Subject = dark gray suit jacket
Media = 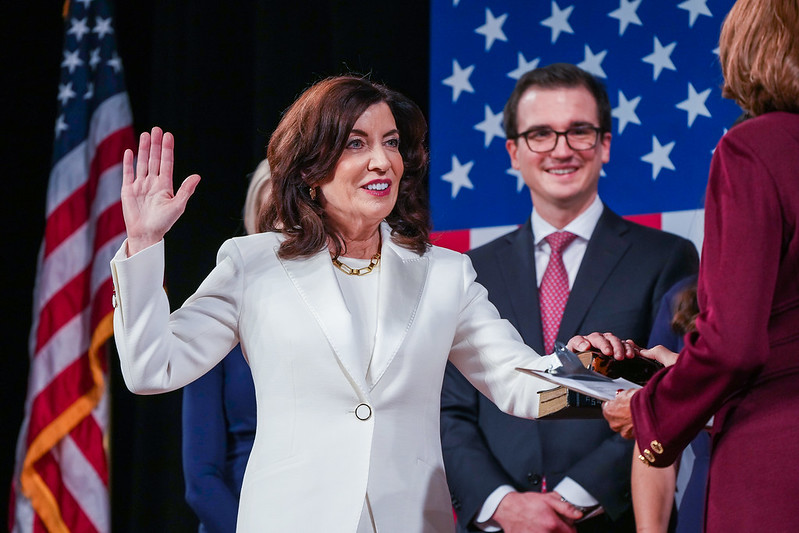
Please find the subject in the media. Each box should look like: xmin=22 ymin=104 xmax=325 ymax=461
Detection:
xmin=441 ymin=206 xmax=699 ymax=532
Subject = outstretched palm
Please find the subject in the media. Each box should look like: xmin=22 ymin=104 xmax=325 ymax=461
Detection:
xmin=121 ymin=126 xmax=200 ymax=255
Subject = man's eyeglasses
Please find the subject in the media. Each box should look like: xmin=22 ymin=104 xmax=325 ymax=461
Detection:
xmin=511 ymin=126 xmax=603 ymax=153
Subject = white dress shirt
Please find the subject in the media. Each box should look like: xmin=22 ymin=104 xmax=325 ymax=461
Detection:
xmin=532 ymin=195 xmax=603 ymax=289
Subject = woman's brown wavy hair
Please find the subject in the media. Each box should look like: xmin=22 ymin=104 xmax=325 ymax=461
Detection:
xmin=671 ymin=283 xmax=699 ymax=336
xmin=719 ymin=0 xmax=799 ymax=116
xmin=261 ymin=75 xmax=430 ymax=259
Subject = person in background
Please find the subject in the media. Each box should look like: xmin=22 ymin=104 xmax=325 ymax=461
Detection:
xmin=631 ymin=110 xmax=751 ymax=533
xmin=577 ymin=1 xmax=799 ymax=530
xmin=110 ymin=75 xmax=578 ymax=532
xmin=181 ymin=159 xmax=270 ymax=533
xmin=440 ymin=63 xmax=698 ymax=533
xmin=630 ymin=276 xmax=708 ymax=533
xmin=242 ymin=158 xmax=273 ymax=236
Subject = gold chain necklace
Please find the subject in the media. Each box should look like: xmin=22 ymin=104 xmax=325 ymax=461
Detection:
xmin=331 ymin=252 xmax=381 ymax=276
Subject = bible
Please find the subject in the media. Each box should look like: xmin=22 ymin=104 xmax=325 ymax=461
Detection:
xmin=534 ymin=349 xmax=604 ymax=419
xmin=537 ymin=384 xmax=605 ymax=419
xmin=522 ymin=343 xmax=663 ymax=419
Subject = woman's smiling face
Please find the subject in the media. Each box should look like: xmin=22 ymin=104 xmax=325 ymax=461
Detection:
xmin=320 ymin=102 xmax=404 ymax=238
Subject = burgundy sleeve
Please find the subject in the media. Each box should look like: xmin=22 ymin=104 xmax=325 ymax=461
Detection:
xmin=630 ymin=128 xmax=782 ymax=466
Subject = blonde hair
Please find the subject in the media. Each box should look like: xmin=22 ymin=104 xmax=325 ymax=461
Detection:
xmin=719 ymin=0 xmax=799 ymax=116
xmin=243 ymin=158 xmax=271 ymax=235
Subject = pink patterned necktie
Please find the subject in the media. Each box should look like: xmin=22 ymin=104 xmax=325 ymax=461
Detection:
xmin=539 ymin=231 xmax=578 ymax=354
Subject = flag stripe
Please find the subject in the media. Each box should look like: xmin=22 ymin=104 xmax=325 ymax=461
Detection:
xmin=28 ymin=277 xmax=117 ymax=403
xmin=46 ymin=94 xmax=132 ymax=216
xmin=470 ymin=225 xmax=519 ymax=249
xmin=430 ymin=229 xmax=470 ymax=252
xmin=624 ymin=213 xmax=661 ymax=228
xmin=29 ymin=309 xmax=89 ymax=398
xmin=66 ymin=414 xmax=108 ymax=487
xmin=42 ymin=163 xmax=124 ymax=264
xmin=43 ymin=128 xmax=129 ymax=264
xmin=92 ymin=201 xmax=126 ymax=264
xmin=34 ymin=142 xmax=127 ymax=359
xmin=27 ymin=352 xmax=97 ymax=441
xmin=35 ymin=197 xmax=124 ymax=336
xmin=662 ymin=208 xmax=705 ymax=254
xmin=36 ymin=450 xmax=98 ymax=533
xmin=35 ymin=267 xmax=92 ymax=354
xmin=430 ymin=211 xmax=706 ymax=254
xmin=37 ymin=222 xmax=93 ymax=316
xmin=61 ymin=427 xmax=109 ymax=530
xmin=44 ymin=184 xmax=92 ymax=259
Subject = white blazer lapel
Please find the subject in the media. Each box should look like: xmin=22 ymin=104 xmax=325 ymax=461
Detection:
xmin=279 ymin=247 xmax=370 ymax=395
xmin=368 ymin=225 xmax=429 ymax=388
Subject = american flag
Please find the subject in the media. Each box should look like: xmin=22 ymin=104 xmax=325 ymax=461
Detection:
xmin=10 ymin=0 xmax=134 ymax=531
xmin=429 ymin=0 xmax=741 ymax=252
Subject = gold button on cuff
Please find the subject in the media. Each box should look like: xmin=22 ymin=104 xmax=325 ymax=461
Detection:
xmin=642 ymin=449 xmax=656 ymax=463
xmin=651 ymin=440 xmax=664 ymax=454
xmin=355 ymin=403 xmax=372 ymax=421
xmin=638 ymin=454 xmax=652 ymax=467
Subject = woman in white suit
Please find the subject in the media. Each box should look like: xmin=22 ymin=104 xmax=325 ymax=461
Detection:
xmin=111 ymin=75 xmax=582 ymax=532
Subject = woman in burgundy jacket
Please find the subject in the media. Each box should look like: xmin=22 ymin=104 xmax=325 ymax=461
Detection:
xmin=573 ymin=1 xmax=799 ymax=531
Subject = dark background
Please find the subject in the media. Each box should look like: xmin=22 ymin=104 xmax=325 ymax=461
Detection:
xmin=3 ymin=2 xmax=430 ymax=530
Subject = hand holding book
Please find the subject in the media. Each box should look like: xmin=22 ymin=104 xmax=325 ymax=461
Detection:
xmin=603 ymin=389 xmax=636 ymax=439
xmin=517 ymin=343 xmax=642 ymax=403
xmin=559 ymin=332 xmax=676 ymax=432
xmin=518 ymin=335 xmax=673 ymax=418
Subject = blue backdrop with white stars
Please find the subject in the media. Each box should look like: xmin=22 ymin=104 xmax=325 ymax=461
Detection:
xmin=430 ymin=0 xmax=741 ymax=232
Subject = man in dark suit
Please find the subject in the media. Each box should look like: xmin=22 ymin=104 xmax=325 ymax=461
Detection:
xmin=440 ymin=63 xmax=699 ymax=533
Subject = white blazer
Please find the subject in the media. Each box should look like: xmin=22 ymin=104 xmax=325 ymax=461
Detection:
xmin=110 ymin=223 xmax=555 ymax=532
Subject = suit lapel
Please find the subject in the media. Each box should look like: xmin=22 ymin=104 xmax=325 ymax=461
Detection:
xmin=559 ymin=208 xmax=631 ymax=339
xmin=368 ymin=225 xmax=428 ymax=389
xmin=279 ymin=246 xmax=370 ymax=395
xmin=496 ymin=220 xmax=546 ymax=353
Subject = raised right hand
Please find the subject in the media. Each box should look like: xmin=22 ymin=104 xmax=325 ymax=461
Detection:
xmin=492 ymin=491 xmax=581 ymax=533
xmin=121 ymin=126 xmax=201 ymax=255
